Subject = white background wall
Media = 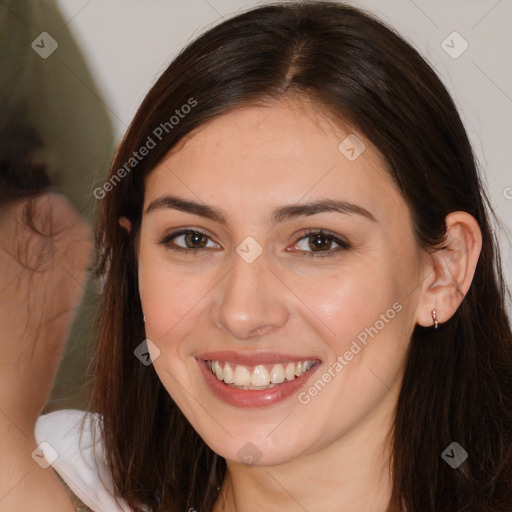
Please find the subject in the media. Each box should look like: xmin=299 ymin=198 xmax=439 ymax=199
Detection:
xmin=55 ymin=0 xmax=512 ymax=291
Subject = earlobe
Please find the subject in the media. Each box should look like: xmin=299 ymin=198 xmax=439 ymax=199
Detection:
xmin=119 ymin=216 xmax=132 ymax=233
xmin=415 ymin=211 xmax=482 ymax=328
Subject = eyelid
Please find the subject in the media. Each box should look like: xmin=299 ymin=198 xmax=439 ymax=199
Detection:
xmin=292 ymin=228 xmax=350 ymax=246
xmin=288 ymin=229 xmax=351 ymax=257
xmin=159 ymin=228 xmax=221 ymax=251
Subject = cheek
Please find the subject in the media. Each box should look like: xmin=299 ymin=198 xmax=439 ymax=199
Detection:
xmin=295 ymin=262 xmax=401 ymax=353
xmin=137 ymin=253 xmax=207 ymax=407
xmin=138 ymin=250 xmax=209 ymax=344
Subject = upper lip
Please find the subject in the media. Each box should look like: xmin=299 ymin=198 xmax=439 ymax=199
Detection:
xmin=196 ymin=351 xmax=320 ymax=366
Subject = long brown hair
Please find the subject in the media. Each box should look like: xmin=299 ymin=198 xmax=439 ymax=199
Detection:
xmin=89 ymin=2 xmax=512 ymax=510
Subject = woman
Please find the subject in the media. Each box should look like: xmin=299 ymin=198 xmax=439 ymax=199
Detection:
xmin=33 ymin=1 xmax=512 ymax=511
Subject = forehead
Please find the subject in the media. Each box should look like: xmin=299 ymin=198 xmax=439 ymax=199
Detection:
xmin=143 ymin=98 xmax=403 ymax=223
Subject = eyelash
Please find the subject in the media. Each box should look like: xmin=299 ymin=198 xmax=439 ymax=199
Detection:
xmin=158 ymin=229 xmax=350 ymax=259
xmin=294 ymin=230 xmax=351 ymax=258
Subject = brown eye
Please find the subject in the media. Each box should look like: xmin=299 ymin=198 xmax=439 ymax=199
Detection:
xmin=292 ymin=230 xmax=350 ymax=259
xmin=160 ymin=229 xmax=220 ymax=251
xmin=307 ymin=233 xmax=335 ymax=252
xmin=183 ymin=231 xmax=208 ymax=248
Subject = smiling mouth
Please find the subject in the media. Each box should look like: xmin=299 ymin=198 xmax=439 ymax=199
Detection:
xmin=206 ymin=360 xmax=317 ymax=390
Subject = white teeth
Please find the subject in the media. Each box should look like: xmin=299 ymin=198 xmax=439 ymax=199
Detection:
xmin=208 ymin=359 xmax=315 ymax=388
xmin=223 ymin=362 xmax=234 ymax=384
xmin=270 ymin=364 xmax=285 ymax=384
xmin=285 ymin=362 xmax=296 ymax=381
xmin=214 ymin=360 xmax=223 ymax=380
xmin=233 ymin=365 xmax=251 ymax=386
xmin=251 ymin=365 xmax=270 ymax=386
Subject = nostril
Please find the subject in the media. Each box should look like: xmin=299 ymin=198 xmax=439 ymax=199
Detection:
xmin=249 ymin=325 xmax=273 ymax=337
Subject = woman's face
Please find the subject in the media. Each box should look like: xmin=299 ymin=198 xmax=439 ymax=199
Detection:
xmin=138 ymin=98 xmax=426 ymax=465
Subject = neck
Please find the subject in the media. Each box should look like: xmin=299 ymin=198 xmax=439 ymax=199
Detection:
xmin=214 ymin=394 xmax=396 ymax=512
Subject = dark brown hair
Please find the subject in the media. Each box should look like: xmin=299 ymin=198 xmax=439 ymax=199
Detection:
xmin=90 ymin=2 xmax=512 ymax=511
xmin=0 ymin=107 xmax=51 ymax=225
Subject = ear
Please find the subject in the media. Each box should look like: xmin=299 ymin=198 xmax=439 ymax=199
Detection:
xmin=119 ymin=216 xmax=132 ymax=233
xmin=415 ymin=211 xmax=482 ymax=328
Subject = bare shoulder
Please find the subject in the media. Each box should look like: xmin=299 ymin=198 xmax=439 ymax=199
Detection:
xmin=0 ymin=445 xmax=76 ymax=512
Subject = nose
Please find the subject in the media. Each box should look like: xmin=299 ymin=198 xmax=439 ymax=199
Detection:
xmin=210 ymin=251 xmax=289 ymax=340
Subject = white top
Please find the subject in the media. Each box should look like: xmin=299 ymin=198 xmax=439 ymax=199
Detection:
xmin=35 ymin=409 xmax=132 ymax=512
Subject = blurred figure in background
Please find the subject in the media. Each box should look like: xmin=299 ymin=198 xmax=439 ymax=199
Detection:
xmin=0 ymin=0 xmax=114 ymax=412
xmin=0 ymin=1 xmax=113 ymax=509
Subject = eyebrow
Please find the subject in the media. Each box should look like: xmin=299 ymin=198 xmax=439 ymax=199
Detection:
xmin=145 ymin=195 xmax=377 ymax=224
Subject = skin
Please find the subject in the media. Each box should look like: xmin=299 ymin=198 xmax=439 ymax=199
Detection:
xmin=0 ymin=193 xmax=92 ymax=512
xmin=130 ymin=97 xmax=482 ymax=511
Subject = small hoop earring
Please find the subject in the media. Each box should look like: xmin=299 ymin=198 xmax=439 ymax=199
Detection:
xmin=431 ymin=309 xmax=439 ymax=329
xmin=143 ymin=315 xmax=146 ymax=323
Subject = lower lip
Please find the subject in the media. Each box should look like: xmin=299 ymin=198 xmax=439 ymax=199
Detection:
xmin=197 ymin=359 xmax=321 ymax=408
